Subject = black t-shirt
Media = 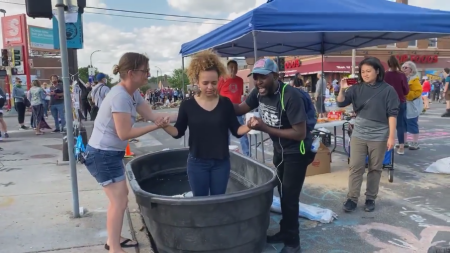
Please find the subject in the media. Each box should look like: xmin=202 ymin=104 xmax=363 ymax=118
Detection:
xmin=173 ymin=96 xmax=242 ymax=159
xmin=245 ymin=84 xmax=309 ymax=154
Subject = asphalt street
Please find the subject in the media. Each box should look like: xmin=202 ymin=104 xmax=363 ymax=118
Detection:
xmin=126 ymin=102 xmax=450 ymax=253
xmin=2 ymin=102 xmax=449 ymax=253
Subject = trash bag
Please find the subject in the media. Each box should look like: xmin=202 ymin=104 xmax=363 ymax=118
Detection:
xmin=425 ymin=157 xmax=450 ymax=174
xmin=270 ymin=195 xmax=337 ymax=223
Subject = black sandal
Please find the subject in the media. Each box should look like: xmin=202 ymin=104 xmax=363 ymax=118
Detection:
xmin=104 ymin=238 xmax=139 ymax=250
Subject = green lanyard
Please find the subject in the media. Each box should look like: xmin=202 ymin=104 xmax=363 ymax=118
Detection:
xmin=281 ymin=84 xmax=306 ymax=155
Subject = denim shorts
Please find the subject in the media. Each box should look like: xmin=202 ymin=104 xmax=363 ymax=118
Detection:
xmin=84 ymin=145 xmax=126 ymax=187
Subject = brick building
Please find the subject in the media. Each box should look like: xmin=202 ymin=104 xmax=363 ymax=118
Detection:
xmin=238 ymin=0 xmax=450 ymax=90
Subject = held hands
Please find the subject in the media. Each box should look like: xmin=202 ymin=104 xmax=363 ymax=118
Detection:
xmin=246 ymin=116 xmax=266 ymax=131
xmin=155 ymin=116 xmax=170 ymax=128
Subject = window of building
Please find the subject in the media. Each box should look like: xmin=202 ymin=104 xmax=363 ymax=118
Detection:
xmin=428 ymin=38 xmax=437 ymax=48
xmin=408 ymin=40 xmax=417 ymax=47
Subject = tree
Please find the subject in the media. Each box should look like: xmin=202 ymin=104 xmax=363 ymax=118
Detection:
xmin=78 ymin=66 xmax=113 ymax=88
xmin=167 ymin=68 xmax=189 ymax=91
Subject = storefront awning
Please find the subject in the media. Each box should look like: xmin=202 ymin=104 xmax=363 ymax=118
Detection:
xmin=281 ymin=62 xmax=389 ymax=76
xmin=282 ymin=62 xmax=356 ymax=76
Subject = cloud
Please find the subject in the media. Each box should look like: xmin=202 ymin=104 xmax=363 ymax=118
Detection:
xmin=167 ymin=0 xmax=259 ymax=16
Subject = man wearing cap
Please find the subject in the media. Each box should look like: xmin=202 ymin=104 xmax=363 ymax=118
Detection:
xmin=234 ymin=58 xmax=315 ymax=253
xmin=90 ymin=73 xmax=110 ymax=120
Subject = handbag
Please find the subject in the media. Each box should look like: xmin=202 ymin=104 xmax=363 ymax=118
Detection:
xmin=23 ymin=96 xmax=31 ymax=107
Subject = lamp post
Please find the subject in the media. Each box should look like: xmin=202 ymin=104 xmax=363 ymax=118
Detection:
xmin=90 ymin=50 xmax=101 ymax=67
xmin=0 ymin=9 xmax=6 ymax=17
xmin=155 ymin=66 xmax=162 ymax=87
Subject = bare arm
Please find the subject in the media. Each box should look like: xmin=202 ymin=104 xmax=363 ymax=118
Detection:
xmin=137 ymin=102 xmax=177 ymax=122
xmin=388 ymin=117 xmax=396 ymax=140
xmin=112 ymin=112 xmax=160 ymax=141
xmin=261 ymin=122 xmax=306 ymax=141
xmin=445 ymin=82 xmax=449 ymax=93
xmin=233 ymin=102 xmax=252 ymax=116
xmin=161 ymin=125 xmax=179 ymax=137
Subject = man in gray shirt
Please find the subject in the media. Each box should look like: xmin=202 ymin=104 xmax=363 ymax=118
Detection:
xmin=90 ymin=73 xmax=110 ymax=120
xmin=315 ymin=72 xmax=327 ymax=117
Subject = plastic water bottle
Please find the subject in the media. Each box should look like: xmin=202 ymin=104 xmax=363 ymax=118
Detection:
xmin=311 ymin=137 xmax=321 ymax=153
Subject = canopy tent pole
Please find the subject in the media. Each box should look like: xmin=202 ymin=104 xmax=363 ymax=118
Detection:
xmin=321 ymin=54 xmax=324 ymax=116
xmin=181 ymin=56 xmax=186 ymax=147
xmin=351 ymin=49 xmax=356 ymax=76
xmin=251 ymin=31 xmax=266 ymax=163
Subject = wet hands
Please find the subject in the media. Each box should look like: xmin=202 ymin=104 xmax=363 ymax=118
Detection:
xmin=155 ymin=116 xmax=170 ymax=128
xmin=247 ymin=116 xmax=266 ymax=131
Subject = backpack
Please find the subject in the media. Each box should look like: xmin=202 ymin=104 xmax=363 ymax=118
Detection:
xmin=88 ymin=84 xmax=105 ymax=107
xmin=280 ymin=83 xmax=317 ymax=133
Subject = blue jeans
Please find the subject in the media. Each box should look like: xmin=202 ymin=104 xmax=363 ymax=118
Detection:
xmin=42 ymin=100 xmax=49 ymax=117
xmin=229 ymin=115 xmax=250 ymax=156
xmin=396 ymin=102 xmax=407 ymax=144
xmin=50 ymin=103 xmax=65 ymax=130
xmin=186 ymin=154 xmax=230 ymax=196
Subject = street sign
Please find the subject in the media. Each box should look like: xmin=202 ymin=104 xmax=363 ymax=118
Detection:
xmin=88 ymin=67 xmax=95 ymax=76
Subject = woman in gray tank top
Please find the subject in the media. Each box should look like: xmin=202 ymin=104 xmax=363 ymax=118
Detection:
xmin=83 ymin=52 xmax=176 ymax=253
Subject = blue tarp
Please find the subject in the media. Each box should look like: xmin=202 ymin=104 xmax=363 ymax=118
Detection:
xmin=180 ymin=0 xmax=450 ymax=57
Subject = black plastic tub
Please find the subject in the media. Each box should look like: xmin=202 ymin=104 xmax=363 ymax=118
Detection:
xmin=126 ymin=148 xmax=278 ymax=253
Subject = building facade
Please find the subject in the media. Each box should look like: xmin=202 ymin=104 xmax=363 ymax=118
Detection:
xmin=238 ymin=0 xmax=450 ymax=90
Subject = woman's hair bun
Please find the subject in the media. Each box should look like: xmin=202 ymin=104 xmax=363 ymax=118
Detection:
xmin=112 ymin=64 xmax=120 ymax=75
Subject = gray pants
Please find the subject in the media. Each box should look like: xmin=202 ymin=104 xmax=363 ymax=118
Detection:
xmin=348 ymin=137 xmax=387 ymax=202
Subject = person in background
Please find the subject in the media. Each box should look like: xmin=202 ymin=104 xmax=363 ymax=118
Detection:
xmin=43 ymin=82 xmax=51 ymax=117
xmin=91 ymin=73 xmax=111 ymax=120
xmin=431 ymin=78 xmax=441 ymax=102
xmin=0 ymin=86 xmax=8 ymax=140
xmin=233 ymin=58 xmax=316 ymax=253
xmin=337 ymin=57 xmax=399 ymax=213
xmin=422 ymin=76 xmax=431 ymax=111
xmin=402 ymin=61 xmax=423 ymax=150
xmin=28 ymin=80 xmax=50 ymax=135
xmin=12 ymin=78 xmax=28 ymax=130
xmin=218 ymin=60 xmax=250 ymax=156
xmin=441 ymin=68 xmax=450 ymax=117
xmin=49 ymin=75 xmax=65 ymax=133
xmin=290 ymin=72 xmax=304 ymax=88
xmin=332 ymin=80 xmax=340 ymax=96
xmin=384 ymin=55 xmax=409 ymax=155
xmin=80 ymin=80 xmax=92 ymax=121
xmin=315 ymin=72 xmax=327 ymax=118
xmin=85 ymin=52 xmax=176 ymax=253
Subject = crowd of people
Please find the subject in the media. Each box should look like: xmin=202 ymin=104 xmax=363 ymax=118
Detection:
xmin=1 ymin=48 xmax=449 ymax=252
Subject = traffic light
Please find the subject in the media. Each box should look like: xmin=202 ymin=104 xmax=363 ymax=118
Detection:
xmin=1 ymin=49 xmax=9 ymax=67
xmin=11 ymin=48 xmax=22 ymax=67
xmin=25 ymin=0 xmax=86 ymax=19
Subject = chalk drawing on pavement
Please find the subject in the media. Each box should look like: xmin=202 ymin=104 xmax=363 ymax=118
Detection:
xmin=0 ymin=196 xmax=14 ymax=208
xmin=354 ymin=222 xmax=450 ymax=253
xmin=302 ymin=187 xmax=345 ymax=201
xmin=404 ymin=196 xmax=450 ymax=218
xmin=0 ymin=182 xmax=14 ymax=187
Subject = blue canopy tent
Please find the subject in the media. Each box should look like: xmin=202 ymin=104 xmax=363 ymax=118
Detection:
xmin=178 ymin=0 xmax=450 ymax=156
xmin=181 ymin=0 xmax=450 ymax=57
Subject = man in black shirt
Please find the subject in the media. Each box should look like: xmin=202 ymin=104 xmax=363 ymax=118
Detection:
xmin=234 ymin=58 xmax=315 ymax=253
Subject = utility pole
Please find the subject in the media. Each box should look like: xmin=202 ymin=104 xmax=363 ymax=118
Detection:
xmin=55 ymin=0 xmax=80 ymax=218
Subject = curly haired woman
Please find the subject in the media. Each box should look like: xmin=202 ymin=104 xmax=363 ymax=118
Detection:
xmin=158 ymin=50 xmax=251 ymax=196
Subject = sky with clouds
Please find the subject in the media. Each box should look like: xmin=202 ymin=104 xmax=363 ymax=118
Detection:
xmin=0 ymin=0 xmax=449 ymax=79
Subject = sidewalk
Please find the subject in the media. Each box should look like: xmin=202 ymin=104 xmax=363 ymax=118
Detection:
xmin=0 ymin=116 xmax=152 ymax=253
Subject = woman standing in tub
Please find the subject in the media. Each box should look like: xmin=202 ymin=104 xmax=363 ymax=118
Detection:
xmin=158 ymin=50 xmax=251 ymax=197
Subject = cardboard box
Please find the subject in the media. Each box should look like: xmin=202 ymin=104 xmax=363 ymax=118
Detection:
xmin=306 ymin=142 xmax=331 ymax=177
